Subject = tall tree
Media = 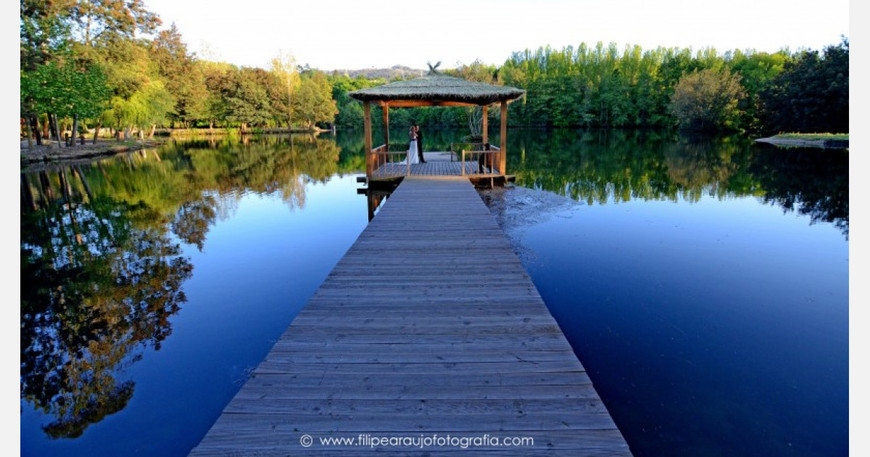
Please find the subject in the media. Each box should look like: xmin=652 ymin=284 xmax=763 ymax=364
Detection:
xmin=668 ymin=67 xmax=746 ymax=131
xmin=269 ymin=50 xmax=300 ymax=128
xmin=293 ymin=71 xmax=337 ymax=130
xmin=21 ymin=55 xmax=110 ymax=144
xmin=20 ymin=0 xmax=75 ymax=70
xmin=759 ymin=38 xmax=849 ymax=133
xmin=70 ymin=0 xmax=160 ymax=46
xmin=150 ymin=23 xmax=208 ymax=127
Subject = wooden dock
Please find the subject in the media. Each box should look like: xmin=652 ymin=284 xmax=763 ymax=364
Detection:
xmin=189 ymin=177 xmax=632 ymax=456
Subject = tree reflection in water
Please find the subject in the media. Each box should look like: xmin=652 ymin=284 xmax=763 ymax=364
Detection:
xmin=20 ymin=173 xmax=192 ymax=439
xmin=20 ymin=134 xmax=347 ymax=439
xmin=506 ymin=129 xmax=848 ymax=238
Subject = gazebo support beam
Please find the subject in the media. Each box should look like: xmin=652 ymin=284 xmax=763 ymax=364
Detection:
xmin=381 ymin=100 xmax=482 ymax=108
xmin=364 ymin=101 xmax=372 ymax=179
xmin=382 ymin=105 xmax=389 ymax=151
xmin=500 ymin=101 xmax=507 ymax=174
xmin=482 ymin=105 xmax=488 ymax=145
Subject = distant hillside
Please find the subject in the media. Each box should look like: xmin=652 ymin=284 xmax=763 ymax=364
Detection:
xmin=328 ymin=65 xmax=426 ymax=80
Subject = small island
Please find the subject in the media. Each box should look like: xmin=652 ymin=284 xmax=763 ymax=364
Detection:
xmin=755 ymin=133 xmax=849 ymax=149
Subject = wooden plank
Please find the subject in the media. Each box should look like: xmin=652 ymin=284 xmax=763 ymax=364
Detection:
xmin=384 ymin=100 xmax=480 ymax=107
xmin=242 ymin=371 xmax=593 ymax=388
xmin=190 ymin=430 xmax=630 ymax=455
xmin=188 ymin=177 xmax=631 ymax=456
xmin=222 ymin=397 xmax=606 ymax=415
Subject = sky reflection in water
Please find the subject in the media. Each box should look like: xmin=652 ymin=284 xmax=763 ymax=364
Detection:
xmin=20 ymin=131 xmax=848 ymax=457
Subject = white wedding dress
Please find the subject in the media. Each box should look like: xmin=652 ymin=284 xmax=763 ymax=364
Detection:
xmin=408 ymin=138 xmax=419 ymax=165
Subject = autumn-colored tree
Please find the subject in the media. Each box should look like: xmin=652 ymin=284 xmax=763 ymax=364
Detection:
xmin=270 ymin=50 xmax=301 ymax=128
xmin=668 ymin=67 xmax=746 ymax=131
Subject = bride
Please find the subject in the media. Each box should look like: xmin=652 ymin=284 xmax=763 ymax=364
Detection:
xmin=407 ymin=125 xmax=419 ymax=165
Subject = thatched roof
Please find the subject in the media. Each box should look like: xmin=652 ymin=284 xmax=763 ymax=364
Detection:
xmin=348 ymin=74 xmax=525 ymax=106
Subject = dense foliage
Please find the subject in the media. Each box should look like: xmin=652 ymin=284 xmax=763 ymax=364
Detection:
xmin=19 ymin=1 xmax=337 ymax=144
xmin=20 ymin=0 xmax=848 ymax=142
xmin=758 ymin=40 xmax=849 ymax=133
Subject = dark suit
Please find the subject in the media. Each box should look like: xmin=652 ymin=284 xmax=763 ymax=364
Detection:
xmin=415 ymin=128 xmax=426 ymax=162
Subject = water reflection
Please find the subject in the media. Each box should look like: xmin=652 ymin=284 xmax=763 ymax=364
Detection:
xmin=357 ymin=179 xmax=401 ymax=222
xmin=20 ymin=129 xmax=848 ymax=455
xmin=20 ymin=170 xmax=192 ymax=439
xmin=503 ymin=129 xmax=848 ymax=237
xmin=20 ymin=135 xmax=351 ymax=440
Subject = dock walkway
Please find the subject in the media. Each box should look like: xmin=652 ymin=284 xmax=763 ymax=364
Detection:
xmin=189 ymin=177 xmax=631 ymax=456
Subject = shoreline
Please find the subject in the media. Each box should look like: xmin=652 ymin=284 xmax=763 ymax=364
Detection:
xmin=19 ymin=129 xmax=331 ymax=171
xmin=20 ymin=139 xmax=167 ymax=169
xmin=754 ymin=136 xmax=849 ymax=149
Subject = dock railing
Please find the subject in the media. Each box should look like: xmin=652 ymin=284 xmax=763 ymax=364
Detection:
xmin=371 ymin=143 xmax=412 ymax=177
xmin=453 ymin=142 xmax=500 ymax=176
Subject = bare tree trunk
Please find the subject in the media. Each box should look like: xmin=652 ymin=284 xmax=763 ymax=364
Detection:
xmin=92 ymin=120 xmax=102 ymax=144
xmin=42 ymin=114 xmax=49 ymax=139
xmin=48 ymin=114 xmax=56 ymax=146
xmin=148 ymin=124 xmax=156 ymax=139
xmin=51 ymin=114 xmax=63 ymax=147
xmin=30 ymin=116 xmax=43 ymax=146
xmin=70 ymin=114 xmax=79 ymax=147
xmin=24 ymin=118 xmax=33 ymax=148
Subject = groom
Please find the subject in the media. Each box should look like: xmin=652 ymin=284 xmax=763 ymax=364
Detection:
xmin=414 ymin=123 xmax=426 ymax=163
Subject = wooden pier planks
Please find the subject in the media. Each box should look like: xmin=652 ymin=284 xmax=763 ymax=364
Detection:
xmin=189 ymin=177 xmax=631 ymax=456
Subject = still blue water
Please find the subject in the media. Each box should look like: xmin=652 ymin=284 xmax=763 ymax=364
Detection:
xmin=20 ymin=130 xmax=848 ymax=456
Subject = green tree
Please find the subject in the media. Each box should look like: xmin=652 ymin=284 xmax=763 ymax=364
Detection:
xmin=70 ymin=0 xmax=160 ymax=46
xmin=451 ymin=59 xmax=499 ymax=135
xmin=21 ymin=55 xmax=110 ymax=145
xmin=758 ymin=38 xmax=848 ymax=133
xmin=150 ymin=23 xmax=208 ymax=127
xmin=20 ymin=0 xmax=75 ymax=70
xmin=669 ymin=67 xmax=746 ymax=131
xmin=226 ymin=67 xmax=280 ymax=129
xmin=293 ymin=71 xmax=337 ymax=130
xmin=726 ymin=49 xmax=789 ymax=132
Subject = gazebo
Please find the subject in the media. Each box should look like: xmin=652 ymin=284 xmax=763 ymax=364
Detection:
xmin=348 ymin=74 xmax=525 ymax=181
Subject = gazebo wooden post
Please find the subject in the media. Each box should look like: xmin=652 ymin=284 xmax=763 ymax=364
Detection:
xmin=382 ymin=104 xmax=390 ymax=151
xmin=364 ymin=101 xmax=372 ymax=179
xmin=482 ymin=105 xmax=489 ymax=144
xmin=482 ymin=104 xmax=489 ymax=169
xmin=499 ymin=101 xmax=507 ymax=175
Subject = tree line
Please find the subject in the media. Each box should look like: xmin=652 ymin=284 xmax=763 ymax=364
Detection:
xmin=20 ymin=0 xmax=847 ymax=145
xmin=20 ymin=1 xmax=338 ymax=146
xmin=494 ymin=40 xmax=848 ymax=133
xmin=329 ymin=39 xmax=848 ymax=134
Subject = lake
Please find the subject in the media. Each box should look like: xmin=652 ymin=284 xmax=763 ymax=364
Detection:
xmin=19 ymin=129 xmax=848 ymax=456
